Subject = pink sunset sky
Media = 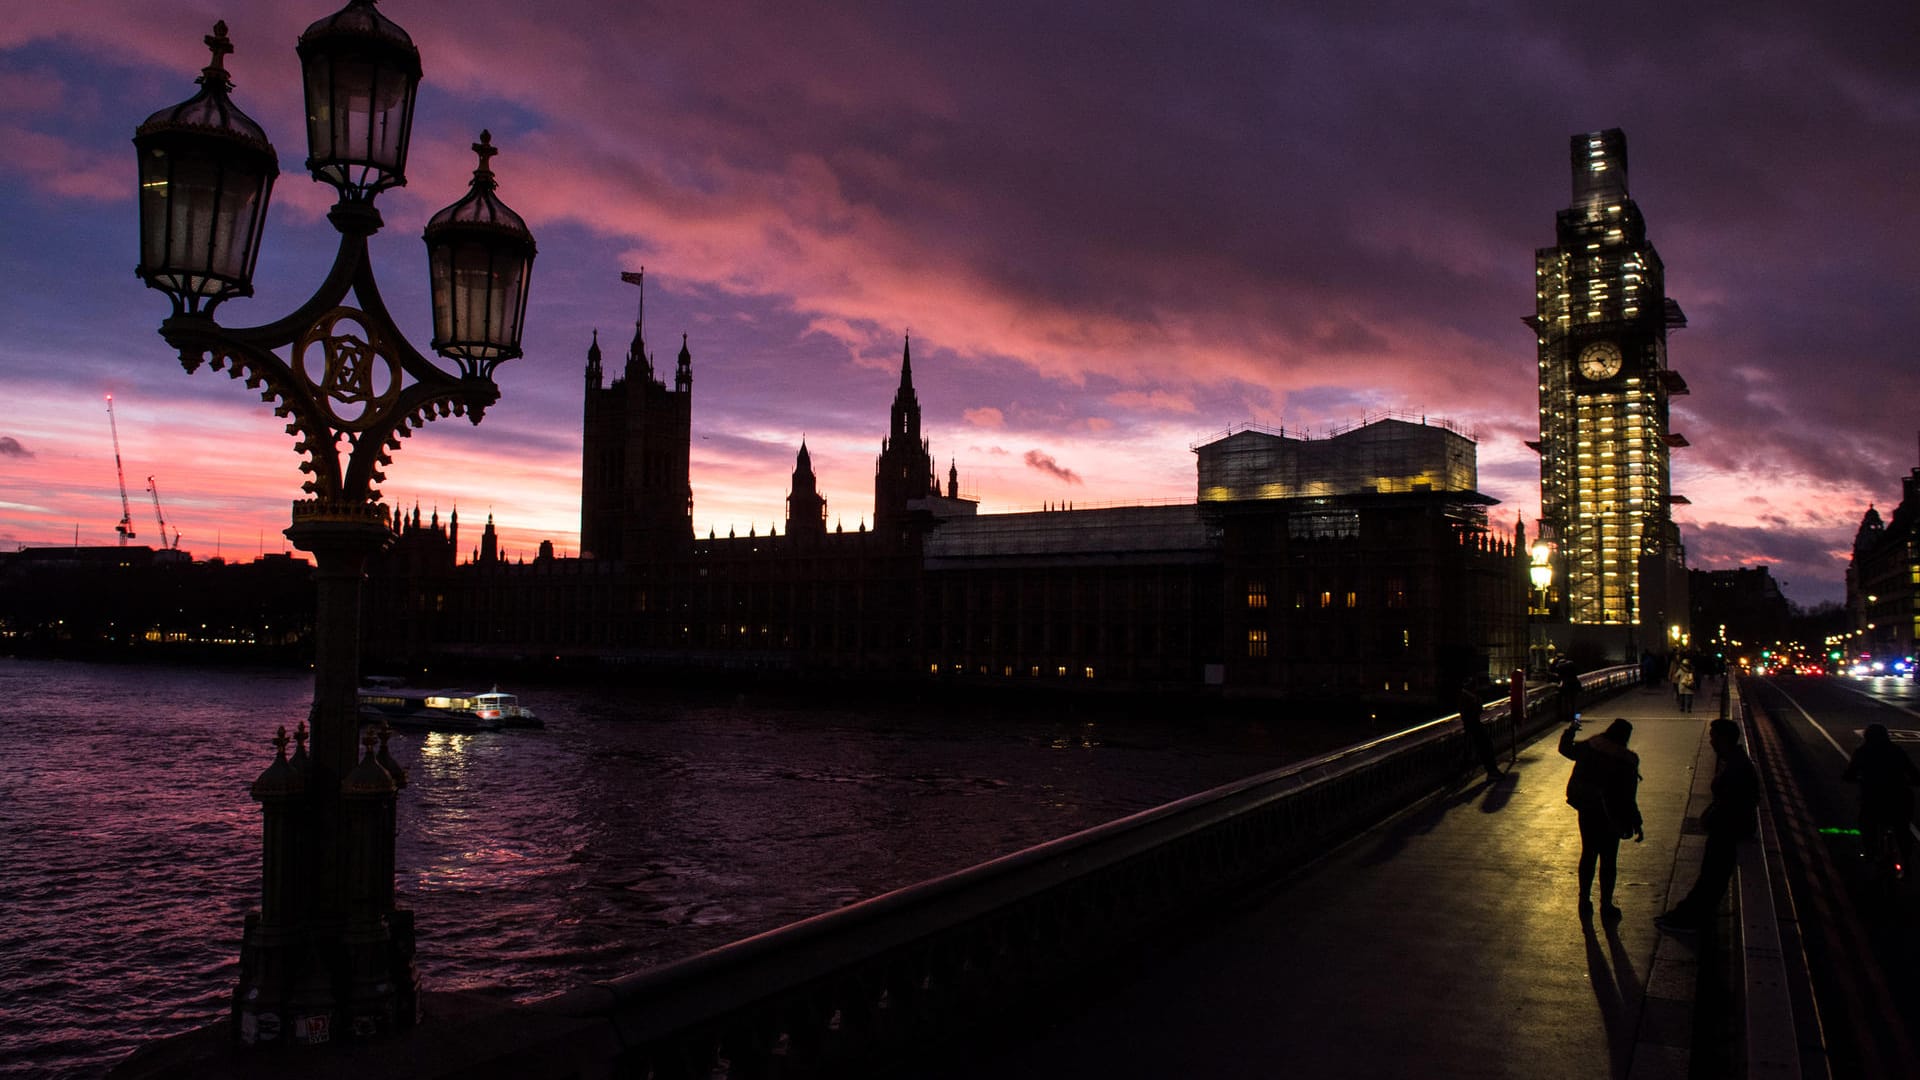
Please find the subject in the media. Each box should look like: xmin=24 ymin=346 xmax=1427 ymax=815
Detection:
xmin=4 ymin=1 xmax=1918 ymax=607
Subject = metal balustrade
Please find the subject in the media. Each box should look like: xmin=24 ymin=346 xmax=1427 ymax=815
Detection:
xmin=532 ymin=666 xmax=1641 ymax=1078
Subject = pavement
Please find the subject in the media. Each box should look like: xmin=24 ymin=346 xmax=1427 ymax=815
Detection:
xmin=928 ymin=678 xmax=1740 ymax=1080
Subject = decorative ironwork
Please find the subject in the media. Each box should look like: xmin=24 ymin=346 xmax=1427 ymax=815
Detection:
xmin=159 ymin=210 xmax=501 ymax=508
xmin=297 ymin=308 xmax=401 ymax=430
xmin=133 ymin=5 xmax=533 ymax=1049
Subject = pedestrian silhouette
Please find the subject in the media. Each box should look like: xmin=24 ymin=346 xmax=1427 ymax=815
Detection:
xmin=1561 ymin=717 xmax=1643 ymax=921
xmin=1673 ymin=658 xmax=1696 ymax=713
xmin=1657 ymin=719 xmax=1759 ymax=934
xmin=1555 ymin=659 xmax=1582 ymax=727
xmin=1459 ymin=677 xmax=1502 ymax=783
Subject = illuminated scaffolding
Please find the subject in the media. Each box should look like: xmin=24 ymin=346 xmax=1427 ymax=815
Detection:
xmin=1193 ymin=415 xmax=1479 ymax=504
xmin=1531 ymin=129 xmax=1688 ymax=628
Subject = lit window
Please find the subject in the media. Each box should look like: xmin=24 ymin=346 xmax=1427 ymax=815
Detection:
xmin=1319 ymin=591 xmax=1333 ymax=609
xmin=1248 ymin=629 xmax=1269 ymax=658
xmin=1248 ymin=581 xmax=1268 ymax=609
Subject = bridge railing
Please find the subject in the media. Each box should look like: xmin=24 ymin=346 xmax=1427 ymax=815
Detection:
xmin=531 ymin=665 xmax=1641 ymax=1078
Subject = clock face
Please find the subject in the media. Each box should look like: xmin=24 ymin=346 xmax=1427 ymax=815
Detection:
xmin=1578 ymin=341 xmax=1623 ymax=381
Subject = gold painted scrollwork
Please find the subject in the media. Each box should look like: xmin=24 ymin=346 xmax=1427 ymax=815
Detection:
xmin=295 ymin=308 xmax=404 ymax=432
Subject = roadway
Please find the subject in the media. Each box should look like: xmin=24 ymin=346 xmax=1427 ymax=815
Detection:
xmin=1742 ymin=674 xmax=1920 ymax=1079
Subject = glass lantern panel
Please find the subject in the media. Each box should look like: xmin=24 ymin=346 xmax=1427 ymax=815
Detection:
xmin=137 ymin=147 xmax=176 ymax=279
xmin=429 ymin=243 xmax=456 ymax=344
xmin=307 ymin=54 xmax=410 ymax=189
xmin=303 ymin=59 xmax=334 ymax=168
xmin=208 ymin=161 xmax=268 ymax=288
xmin=434 ymin=241 xmax=529 ymax=359
xmin=168 ymin=154 xmax=229 ymax=296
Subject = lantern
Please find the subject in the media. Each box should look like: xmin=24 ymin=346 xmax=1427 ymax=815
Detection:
xmin=133 ymin=22 xmax=278 ymax=313
xmin=424 ymin=131 xmax=537 ymax=373
xmin=297 ymin=0 xmax=421 ymax=201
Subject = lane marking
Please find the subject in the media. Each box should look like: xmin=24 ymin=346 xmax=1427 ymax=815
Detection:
xmin=1766 ymin=680 xmax=1851 ymax=760
xmin=1824 ymin=678 xmax=1920 ymax=723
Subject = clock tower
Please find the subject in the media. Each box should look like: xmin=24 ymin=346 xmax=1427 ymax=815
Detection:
xmin=1530 ymin=129 xmax=1689 ymax=640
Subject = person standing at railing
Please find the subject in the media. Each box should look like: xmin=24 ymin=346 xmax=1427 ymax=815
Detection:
xmin=1555 ymin=659 xmax=1581 ymax=727
xmin=1657 ymin=719 xmax=1759 ymax=935
xmin=1459 ymin=677 xmax=1502 ymax=783
xmin=1561 ymin=717 xmax=1644 ymax=922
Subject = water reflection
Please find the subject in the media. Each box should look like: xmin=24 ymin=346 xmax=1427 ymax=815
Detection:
xmin=2 ymin=660 xmax=1364 ymax=1076
xmin=1048 ymin=720 xmax=1103 ymax=750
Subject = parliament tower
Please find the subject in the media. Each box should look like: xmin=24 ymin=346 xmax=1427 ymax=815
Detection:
xmin=786 ymin=440 xmax=827 ymax=541
xmin=1531 ymin=130 xmax=1689 ymax=633
xmin=873 ymin=336 xmax=937 ymax=528
xmin=580 ymin=272 xmax=693 ymax=562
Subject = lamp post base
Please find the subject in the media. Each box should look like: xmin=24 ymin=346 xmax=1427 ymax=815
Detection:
xmin=232 ymin=911 xmax=418 ymax=1046
xmin=227 ymin=502 xmax=414 ymax=1047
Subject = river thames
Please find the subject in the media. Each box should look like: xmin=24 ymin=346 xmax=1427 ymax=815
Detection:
xmin=0 ymin=657 xmax=1396 ymax=1077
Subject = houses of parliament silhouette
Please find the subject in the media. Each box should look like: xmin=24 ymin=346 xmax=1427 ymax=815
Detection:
xmin=365 ymin=267 xmax=1527 ymax=702
xmin=366 ymin=128 xmax=1723 ymax=701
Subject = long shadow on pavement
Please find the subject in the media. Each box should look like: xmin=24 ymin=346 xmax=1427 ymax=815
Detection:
xmin=1583 ymin=916 xmax=1645 ymax=1079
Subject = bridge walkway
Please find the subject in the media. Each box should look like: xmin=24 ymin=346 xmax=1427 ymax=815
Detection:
xmin=928 ymin=679 xmax=1727 ymax=1080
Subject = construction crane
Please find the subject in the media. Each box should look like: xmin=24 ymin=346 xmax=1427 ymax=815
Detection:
xmin=147 ymin=475 xmax=180 ymax=550
xmin=106 ymin=394 xmax=136 ymax=546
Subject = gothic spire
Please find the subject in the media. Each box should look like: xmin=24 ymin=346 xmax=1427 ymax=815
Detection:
xmin=620 ymin=268 xmax=649 ymax=381
xmin=889 ymin=334 xmax=920 ymax=443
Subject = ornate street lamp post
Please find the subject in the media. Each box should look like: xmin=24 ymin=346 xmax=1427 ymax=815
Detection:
xmin=1528 ymin=538 xmax=1555 ymax=674
xmin=133 ymin=1 xmax=535 ymax=1046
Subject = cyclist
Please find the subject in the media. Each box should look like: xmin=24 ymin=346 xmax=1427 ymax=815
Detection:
xmin=1842 ymin=723 xmax=1919 ymax=875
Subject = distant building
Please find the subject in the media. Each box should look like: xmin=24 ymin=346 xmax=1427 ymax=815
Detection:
xmin=0 ymin=546 xmax=314 ymax=656
xmin=364 ymin=294 xmax=1526 ymax=702
xmin=1197 ymin=419 xmax=1524 ymax=698
xmin=1530 ymin=129 xmax=1690 ymax=661
xmin=1690 ymin=566 xmax=1790 ymax=655
xmin=1847 ymin=465 xmax=1920 ymax=664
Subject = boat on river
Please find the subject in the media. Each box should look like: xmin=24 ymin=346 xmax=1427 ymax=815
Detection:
xmin=357 ymin=684 xmax=542 ymax=732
